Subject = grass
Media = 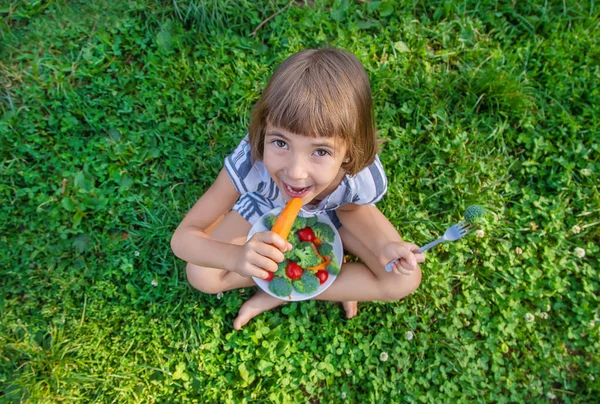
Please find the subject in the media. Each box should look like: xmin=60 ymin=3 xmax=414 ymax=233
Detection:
xmin=1 ymin=0 xmax=599 ymax=402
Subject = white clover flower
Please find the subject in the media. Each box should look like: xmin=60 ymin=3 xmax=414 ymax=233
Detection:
xmin=379 ymin=352 xmax=389 ymax=362
xmin=217 ymin=292 xmax=224 ymax=300
xmin=546 ymin=391 xmax=556 ymax=400
xmin=574 ymin=247 xmax=586 ymax=258
xmin=540 ymin=312 xmax=548 ymax=320
xmin=405 ymin=331 xmax=414 ymax=340
xmin=525 ymin=313 xmax=535 ymax=322
xmin=151 ymin=279 xmax=158 ymax=287
xmin=571 ymin=225 xmax=581 ymax=234
xmin=345 ymin=369 xmax=352 ymax=375
xmin=589 ymin=375 xmax=595 ymax=381
xmin=475 ymin=229 xmax=485 ymax=238
xmin=580 ymin=168 xmax=592 ymax=176
xmin=134 ymin=251 xmax=140 ymax=257
xmin=590 ymin=321 xmax=596 ymax=329
xmin=515 ymin=247 xmax=523 ymax=255
xmin=341 ymin=392 xmax=347 ymax=400
xmin=546 ymin=304 xmax=551 ymax=312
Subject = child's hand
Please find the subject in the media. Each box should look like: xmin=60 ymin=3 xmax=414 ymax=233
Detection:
xmin=233 ymin=231 xmax=292 ymax=279
xmin=382 ymin=242 xmax=425 ymax=275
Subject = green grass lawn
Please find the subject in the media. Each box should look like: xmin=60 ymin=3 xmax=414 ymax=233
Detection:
xmin=1 ymin=0 xmax=599 ymax=402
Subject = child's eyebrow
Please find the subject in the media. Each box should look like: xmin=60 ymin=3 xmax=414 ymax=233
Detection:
xmin=266 ymin=131 xmax=335 ymax=149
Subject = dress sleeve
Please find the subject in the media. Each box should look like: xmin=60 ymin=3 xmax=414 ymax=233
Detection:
xmin=348 ymin=155 xmax=388 ymax=205
xmin=223 ymin=135 xmax=263 ymax=195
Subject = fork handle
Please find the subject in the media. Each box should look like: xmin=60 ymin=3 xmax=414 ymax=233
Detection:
xmin=384 ymin=237 xmax=444 ymax=272
xmin=416 ymin=237 xmax=445 ymax=253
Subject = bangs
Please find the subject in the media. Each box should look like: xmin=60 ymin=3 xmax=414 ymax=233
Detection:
xmin=263 ymin=64 xmax=355 ymax=140
xmin=248 ymin=47 xmax=377 ymax=175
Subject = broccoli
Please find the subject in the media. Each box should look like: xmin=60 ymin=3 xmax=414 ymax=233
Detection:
xmin=292 ymin=272 xmax=320 ymax=294
xmin=283 ymin=233 xmax=301 ymax=261
xmin=275 ymin=260 xmax=288 ymax=278
xmin=269 ymin=277 xmax=293 ymax=297
xmin=264 ymin=215 xmax=277 ymax=230
xmin=292 ymin=242 xmax=322 ymax=268
xmin=287 ymin=231 xmax=300 ymax=246
xmin=327 ymin=260 xmax=341 ymax=275
xmin=305 ymin=215 xmax=319 ymax=227
xmin=312 ymin=222 xmax=335 ymax=243
xmin=291 ymin=216 xmax=307 ymax=232
xmin=318 ymin=243 xmax=334 ymax=259
xmin=464 ymin=205 xmax=486 ymax=225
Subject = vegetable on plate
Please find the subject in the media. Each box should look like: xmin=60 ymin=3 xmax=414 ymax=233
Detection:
xmin=263 ymin=199 xmax=341 ymax=298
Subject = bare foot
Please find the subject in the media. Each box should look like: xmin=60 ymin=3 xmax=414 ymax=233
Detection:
xmin=342 ymin=301 xmax=358 ymax=319
xmin=233 ymin=290 xmax=286 ymax=330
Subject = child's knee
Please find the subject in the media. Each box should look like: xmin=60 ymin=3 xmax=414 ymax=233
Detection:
xmin=185 ymin=262 xmax=224 ymax=294
xmin=382 ymin=265 xmax=422 ymax=301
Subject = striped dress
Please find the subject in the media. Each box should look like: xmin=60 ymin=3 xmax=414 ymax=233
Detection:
xmin=224 ymin=135 xmax=388 ymax=228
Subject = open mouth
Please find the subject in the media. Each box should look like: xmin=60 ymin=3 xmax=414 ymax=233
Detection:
xmin=282 ymin=182 xmax=311 ymax=198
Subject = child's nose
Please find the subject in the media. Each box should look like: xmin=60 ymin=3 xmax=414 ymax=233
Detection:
xmin=286 ymin=155 xmax=309 ymax=180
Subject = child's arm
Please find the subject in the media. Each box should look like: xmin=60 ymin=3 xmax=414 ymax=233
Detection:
xmin=336 ymin=203 xmax=424 ymax=274
xmin=170 ymin=168 xmax=289 ymax=279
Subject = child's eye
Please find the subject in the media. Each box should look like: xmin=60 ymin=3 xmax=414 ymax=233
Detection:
xmin=272 ymin=139 xmax=287 ymax=148
xmin=314 ymin=149 xmax=331 ymax=157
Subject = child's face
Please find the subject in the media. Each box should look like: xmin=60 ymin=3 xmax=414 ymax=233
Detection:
xmin=263 ymin=124 xmax=347 ymax=204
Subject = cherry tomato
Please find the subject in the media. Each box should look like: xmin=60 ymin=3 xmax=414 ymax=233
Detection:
xmin=297 ymin=227 xmax=315 ymax=242
xmin=286 ymin=261 xmax=303 ymax=280
xmin=315 ymin=270 xmax=329 ymax=284
xmin=264 ymin=271 xmax=274 ymax=281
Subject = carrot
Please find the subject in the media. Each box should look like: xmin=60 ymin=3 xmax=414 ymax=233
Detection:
xmin=271 ymin=198 xmax=303 ymax=240
xmin=308 ymin=241 xmax=331 ymax=272
xmin=308 ymin=256 xmax=331 ymax=272
xmin=309 ymin=242 xmax=325 ymax=261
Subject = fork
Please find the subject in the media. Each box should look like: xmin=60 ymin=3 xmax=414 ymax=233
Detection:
xmin=384 ymin=221 xmax=473 ymax=272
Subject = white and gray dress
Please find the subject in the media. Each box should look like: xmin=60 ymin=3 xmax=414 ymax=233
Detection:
xmin=224 ymin=135 xmax=388 ymax=228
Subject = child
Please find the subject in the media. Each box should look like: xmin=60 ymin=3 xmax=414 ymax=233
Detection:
xmin=171 ymin=47 xmax=425 ymax=330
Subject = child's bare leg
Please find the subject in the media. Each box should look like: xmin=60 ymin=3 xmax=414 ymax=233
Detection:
xmin=339 ymin=255 xmax=357 ymax=319
xmin=185 ymin=210 xmax=256 ymax=293
xmin=185 ymin=210 xmax=291 ymax=329
xmin=315 ymin=227 xmax=422 ymax=302
xmin=233 ymin=227 xmax=420 ymax=329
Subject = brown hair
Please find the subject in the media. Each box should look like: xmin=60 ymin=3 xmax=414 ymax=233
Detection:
xmin=248 ymin=47 xmax=378 ymax=175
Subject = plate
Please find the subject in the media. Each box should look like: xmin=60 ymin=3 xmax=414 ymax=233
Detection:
xmin=248 ymin=207 xmax=343 ymax=301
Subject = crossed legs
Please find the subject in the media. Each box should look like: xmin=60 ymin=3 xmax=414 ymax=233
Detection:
xmin=185 ymin=210 xmax=421 ymax=329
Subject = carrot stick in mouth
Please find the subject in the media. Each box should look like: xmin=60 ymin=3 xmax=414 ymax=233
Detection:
xmin=271 ymin=198 xmax=303 ymax=241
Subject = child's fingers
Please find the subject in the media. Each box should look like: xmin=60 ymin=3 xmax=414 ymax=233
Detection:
xmin=251 ymin=232 xmax=290 ymax=260
xmin=236 ymin=261 xmax=275 ymax=279
xmin=413 ymin=252 xmax=425 ymax=263
xmin=250 ymin=254 xmax=279 ymax=273
xmin=391 ymin=259 xmax=413 ymax=276
xmin=252 ymin=241 xmax=285 ymax=265
xmin=248 ymin=265 xmax=274 ymax=280
xmin=402 ymin=242 xmax=425 ymax=263
xmin=398 ymin=250 xmax=417 ymax=270
xmin=258 ymin=268 xmax=273 ymax=280
xmin=256 ymin=231 xmax=289 ymax=252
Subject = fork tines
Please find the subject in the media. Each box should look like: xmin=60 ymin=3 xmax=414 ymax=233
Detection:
xmin=459 ymin=222 xmax=473 ymax=234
